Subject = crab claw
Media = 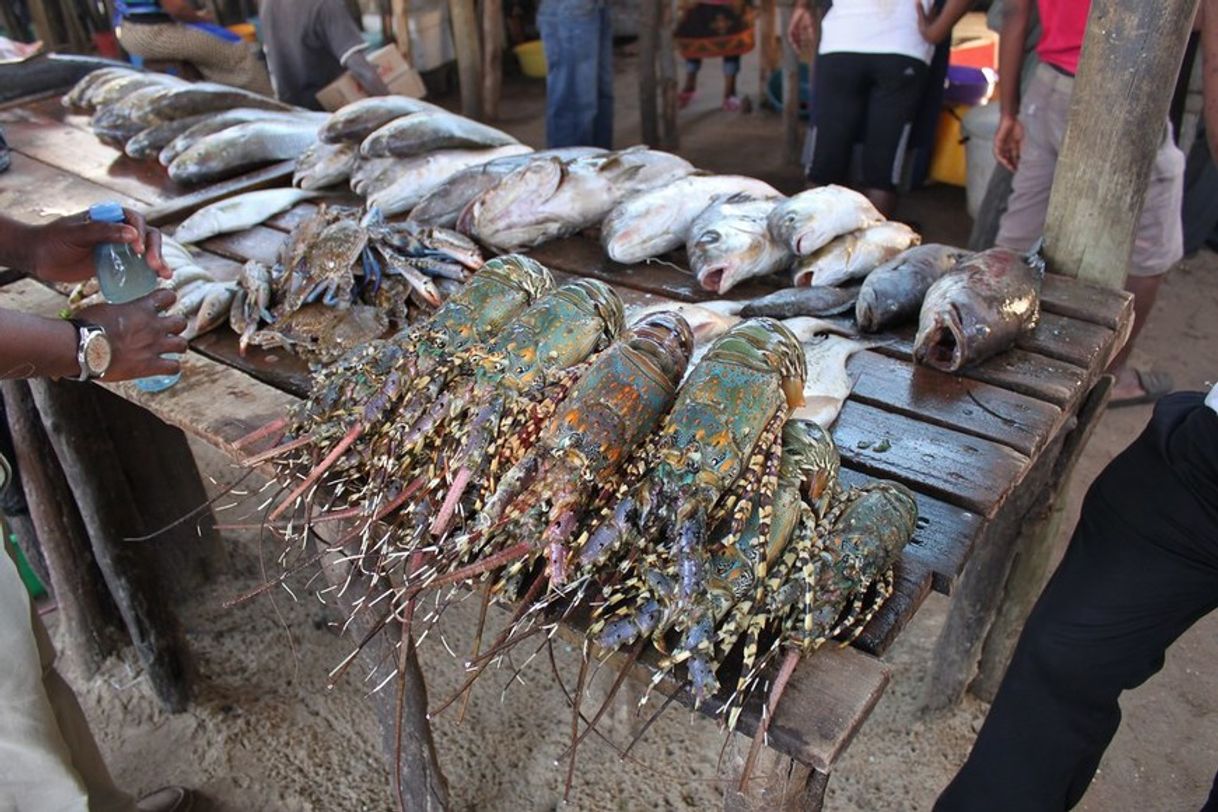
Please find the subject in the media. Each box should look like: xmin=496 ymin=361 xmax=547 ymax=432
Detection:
xmin=361 ymin=246 xmax=383 ymax=296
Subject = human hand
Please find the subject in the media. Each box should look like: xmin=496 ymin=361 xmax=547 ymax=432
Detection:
xmin=993 ymin=113 xmax=1024 ymax=172
xmin=75 ymin=289 xmax=188 ymax=381
xmin=788 ymin=5 xmax=817 ymax=57
xmin=31 ymin=207 xmax=168 ymax=285
xmin=917 ymin=1 xmax=945 ymax=44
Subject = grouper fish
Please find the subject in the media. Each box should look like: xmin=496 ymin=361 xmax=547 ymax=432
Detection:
xmin=856 ymin=244 xmax=971 ymax=333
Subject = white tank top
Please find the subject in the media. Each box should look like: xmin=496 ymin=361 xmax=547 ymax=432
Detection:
xmin=1206 ymin=381 xmax=1217 ymax=414
xmin=819 ymin=0 xmax=936 ymax=64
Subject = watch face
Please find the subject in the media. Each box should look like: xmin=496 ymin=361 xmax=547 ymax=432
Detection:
xmin=84 ymin=332 xmax=112 ymax=376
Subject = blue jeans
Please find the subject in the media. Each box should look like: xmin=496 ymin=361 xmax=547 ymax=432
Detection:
xmin=537 ymin=0 xmax=613 ymax=149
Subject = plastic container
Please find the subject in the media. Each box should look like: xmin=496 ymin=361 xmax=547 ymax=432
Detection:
xmin=89 ymin=201 xmax=181 ymax=393
xmin=962 ymin=101 xmax=1001 ymax=219
xmin=944 ymin=65 xmax=996 ymax=107
xmin=928 ymin=105 xmax=968 ymax=188
xmin=514 ymin=40 xmax=547 ymax=79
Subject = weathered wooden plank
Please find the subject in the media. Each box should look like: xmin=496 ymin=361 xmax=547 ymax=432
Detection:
xmin=197 ymin=225 xmax=287 ymax=266
xmin=838 ymin=467 xmax=981 ymax=595
xmin=853 ymin=555 xmax=934 ymax=656
xmin=846 ymin=351 xmax=1064 ymax=457
xmin=831 ymin=400 xmax=1031 ymax=518
xmin=265 ymin=200 xmax=323 ymax=232
xmin=1016 ymin=311 xmax=1116 ymax=369
xmin=190 ymin=328 xmax=312 ymax=398
xmin=0 ymin=106 xmax=177 ymax=205
xmin=1040 ymin=273 xmax=1133 ymax=330
xmin=0 ymin=152 xmax=144 ymax=223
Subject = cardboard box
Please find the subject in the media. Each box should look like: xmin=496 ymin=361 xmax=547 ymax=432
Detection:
xmin=316 ymin=44 xmax=427 ymax=111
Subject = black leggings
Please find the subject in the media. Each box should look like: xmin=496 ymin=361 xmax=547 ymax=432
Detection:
xmin=806 ymin=51 xmax=928 ymax=192
xmin=936 ymin=392 xmax=1218 ymax=811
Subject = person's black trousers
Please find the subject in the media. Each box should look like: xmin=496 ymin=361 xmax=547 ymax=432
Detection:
xmin=937 ymin=392 xmax=1218 ymax=811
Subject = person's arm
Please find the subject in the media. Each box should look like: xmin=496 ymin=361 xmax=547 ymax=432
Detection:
xmin=918 ymin=0 xmax=975 ymax=45
xmin=1202 ymin=0 xmax=1218 ymax=159
xmin=994 ymin=0 xmax=1032 ymax=171
xmin=318 ymin=0 xmax=391 ymax=96
xmin=788 ymin=0 xmax=823 ymax=59
xmin=0 ymin=211 xmax=167 ymax=286
xmin=0 ymin=294 xmax=188 ymax=381
xmin=160 ymin=0 xmax=213 ymax=25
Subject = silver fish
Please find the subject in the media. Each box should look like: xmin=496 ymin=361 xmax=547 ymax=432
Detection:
xmin=913 ymin=247 xmax=1043 ymax=372
xmin=856 ymin=244 xmax=970 ymax=333
xmin=318 ymin=95 xmax=444 ymax=143
xmin=792 ymin=222 xmax=921 ymax=287
xmin=407 ymin=147 xmax=600 ymax=228
xmin=360 ymin=109 xmax=519 ymax=158
xmin=159 ymin=109 xmax=327 ymax=167
xmin=365 ymin=144 xmax=533 ymax=217
xmin=174 ymin=188 xmax=321 ymax=244
xmin=64 ymin=66 xmax=139 ymax=111
xmin=125 ymin=113 xmax=210 ymax=160
xmin=739 ymin=285 xmax=858 ymax=318
xmin=768 ymin=184 xmax=885 ymax=256
xmin=85 ymin=71 xmax=184 ymax=113
xmin=349 ymin=156 xmax=402 ymax=197
xmin=293 ymin=141 xmax=358 ymax=190
xmin=183 ymin=283 xmax=238 ymax=341
xmin=687 ymin=197 xmax=791 ymax=294
xmin=602 ymin=176 xmax=781 ymax=264
xmin=465 ymin=148 xmax=695 ymax=251
xmin=144 ymin=82 xmax=294 ymax=119
xmin=168 ymin=120 xmax=320 ymax=185
xmin=90 ymin=84 xmax=174 ymax=146
xmin=787 ymin=333 xmax=880 ymax=429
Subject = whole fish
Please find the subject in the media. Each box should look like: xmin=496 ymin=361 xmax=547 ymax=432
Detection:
xmin=602 ymin=175 xmax=782 ymax=264
xmin=792 ymin=221 xmax=921 ymax=287
xmin=144 ymin=82 xmax=294 ymax=119
xmin=61 ymin=65 xmax=138 ymax=110
xmin=159 ymin=108 xmax=327 ymax=167
xmin=856 ymin=244 xmax=970 ymax=333
xmin=913 ymin=247 xmax=1043 ymax=372
xmin=293 ymin=141 xmax=358 ymax=190
xmin=360 ymin=110 xmax=519 ymax=158
xmin=687 ymin=197 xmax=791 ymax=294
xmin=173 ymin=188 xmax=322 ymax=244
xmin=169 ymin=120 xmax=321 ymax=185
xmin=739 ymin=285 xmax=858 ymax=318
xmin=158 ymin=235 xmax=199 ymax=273
xmin=768 ymin=184 xmax=885 ymax=256
xmin=125 ymin=113 xmax=210 ymax=160
xmin=318 ymin=95 xmax=444 ymax=143
xmin=90 ymin=84 xmax=175 ymax=146
xmin=788 ymin=334 xmax=879 ymax=429
xmin=406 ymin=146 xmax=601 ymax=228
xmin=349 ymin=156 xmax=402 ymax=197
xmin=182 ymin=283 xmax=238 ymax=341
xmin=365 ymin=144 xmax=533 ymax=216
xmin=465 ymin=148 xmax=694 ymax=251
xmin=167 ymin=279 xmax=219 ymax=319
xmin=85 ymin=71 xmax=184 ymax=113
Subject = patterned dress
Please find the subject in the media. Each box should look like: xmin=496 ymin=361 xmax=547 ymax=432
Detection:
xmin=674 ymin=0 xmax=756 ymax=61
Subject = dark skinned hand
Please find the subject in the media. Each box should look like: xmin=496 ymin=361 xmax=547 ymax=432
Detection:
xmin=75 ymin=289 xmax=188 ymax=381
xmin=31 ymin=207 xmax=168 ymax=285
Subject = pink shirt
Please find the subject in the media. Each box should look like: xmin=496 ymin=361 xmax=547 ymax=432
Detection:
xmin=1036 ymin=0 xmax=1090 ymax=74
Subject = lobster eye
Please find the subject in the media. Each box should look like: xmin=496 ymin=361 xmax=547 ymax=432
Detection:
xmin=516 ymin=365 xmax=526 ymax=374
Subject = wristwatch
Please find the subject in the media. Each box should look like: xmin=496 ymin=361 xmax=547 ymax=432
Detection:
xmin=69 ymin=319 xmax=112 ymax=381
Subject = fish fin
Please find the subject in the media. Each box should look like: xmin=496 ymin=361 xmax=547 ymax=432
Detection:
xmin=1023 ymin=238 xmax=1047 ymax=280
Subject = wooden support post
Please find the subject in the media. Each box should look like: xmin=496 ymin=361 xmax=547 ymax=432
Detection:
xmin=93 ymin=387 xmax=227 ymax=598
xmin=1042 ymin=0 xmax=1199 ymax=289
xmin=639 ymin=0 xmax=660 ymax=145
xmin=482 ymin=0 xmax=503 ymax=121
xmin=448 ymin=0 xmax=483 ymax=120
xmin=970 ymin=377 xmax=1115 ymax=701
xmin=0 ymin=392 xmax=50 ymax=592
xmin=658 ymin=0 xmax=679 ymax=150
xmin=28 ymin=379 xmax=191 ymax=712
xmin=723 ymin=743 xmax=829 ymax=811
xmin=779 ymin=1 xmax=802 ymax=166
xmin=390 ymin=0 xmax=411 ymax=65
xmin=319 ymin=543 xmax=450 ymax=812
xmin=3 ymin=380 xmax=123 ymax=677
xmin=758 ymin=0 xmax=778 ymax=109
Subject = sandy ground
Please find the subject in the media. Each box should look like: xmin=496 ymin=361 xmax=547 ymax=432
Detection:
xmin=43 ymin=43 xmax=1218 ymax=811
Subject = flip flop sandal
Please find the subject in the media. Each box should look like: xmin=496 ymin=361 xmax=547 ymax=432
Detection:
xmin=678 ymin=90 xmax=696 ymax=109
xmin=1110 ymin=367 xmax=1174 ymax=408
xmin=723 ymin=95 xmax=744 ymax=113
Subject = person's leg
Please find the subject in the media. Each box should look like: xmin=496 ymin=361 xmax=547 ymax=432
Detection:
xmin=806 ymin=53 xmax=868 ymax=189
xmin=0 ymin=541 xmax=135 ymax=812
xmin=937 ymin=393 xmax=1218 ymax=811
xmin=995 ymin=65 xmax=1072 ymax=252
xmin=857 ymin=54 xmax=928 ymax=217
xmin=723 ymin=55 xmax=741 ymax=103
xmin=116 ymin=21 xmax=271 ymax=95
xmin=593 ymin=1 xmax=614 ymax=149
xmin=682 ymin=58 xmax=701 ymax=99
xmin=1108 ymin=126 xmax=1185 ymax=403
xmin=537 ymin=0 xmax=602 ymax=148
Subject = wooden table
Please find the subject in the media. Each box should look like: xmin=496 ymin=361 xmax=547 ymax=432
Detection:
xmin=0 ymin=96 xmax=1133 ymax=810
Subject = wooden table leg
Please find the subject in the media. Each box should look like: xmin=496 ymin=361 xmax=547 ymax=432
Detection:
xmin=28 ymin=378 xmax=192 ymax=712
xmin=723 ymin=744 xmax=829 ymax=811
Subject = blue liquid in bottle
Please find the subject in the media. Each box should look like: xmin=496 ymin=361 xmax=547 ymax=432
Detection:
xmin=89 ymin=201 xmax=181 ymax=393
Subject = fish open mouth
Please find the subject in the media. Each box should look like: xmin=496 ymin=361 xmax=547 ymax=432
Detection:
xmin=921 ymin=309 xmax=965 ymax=371
xmin=699 ymin=266 xmax=727 ymax=293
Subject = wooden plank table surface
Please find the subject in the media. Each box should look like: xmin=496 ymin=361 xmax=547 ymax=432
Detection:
xmin=0 ymin=98 xmax=1135 ymax=808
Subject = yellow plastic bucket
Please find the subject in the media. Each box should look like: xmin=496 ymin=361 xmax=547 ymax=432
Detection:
xmin=929 ymin=105 xmax=969 ymax=187
xmin=514 ymin=40 xmax=547 ymax=79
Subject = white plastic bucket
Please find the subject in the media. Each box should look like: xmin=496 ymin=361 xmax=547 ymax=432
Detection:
xmin=962 ymin=102 xmax=1001 ymax=219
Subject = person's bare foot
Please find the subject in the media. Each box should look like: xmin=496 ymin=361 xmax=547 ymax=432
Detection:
xmin=1109 ymin=366 xmax=1174 ymax=408
xmin=136 ymin=786 xmax=195 ymax=812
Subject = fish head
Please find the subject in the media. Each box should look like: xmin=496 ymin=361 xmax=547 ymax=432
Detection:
xmin=473 ymin=157 xmax=565 ymax=227
xmin=854 ymin=285 xmax=881 ymax=332
xmin=690 ymin=217 xmax=769 ymax=294
xmin=914 ymin=300 xmax=974 ymax=371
